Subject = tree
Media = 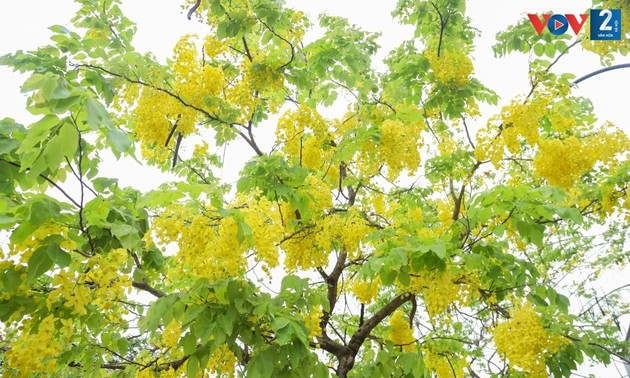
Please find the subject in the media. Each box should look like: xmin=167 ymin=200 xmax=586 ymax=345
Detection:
xmin=0 ymin=0 xmax=629 ymax=376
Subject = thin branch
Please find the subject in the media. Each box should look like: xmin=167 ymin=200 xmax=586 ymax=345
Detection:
xmin=256 ymin=17 xmax=295 ymax=70
xmin=64 ymin=157 xmax=98 ymax=197
xmin=0 ymin=158 xmax=80 ymax=208
xmin=525 ymin=39 xmax=580 ymax=100
xmin=242 ymin=37 xmax=253 ymax=62
xmin=462 ymin=116 xmax=475 ymax=149
xmin=430 ymin=2 xmax=449 ymax=57
xmin=172 ymin=133 xmax=183 ymax=169
xmin=73 ymin=63 xmax=264 ymax=156
xmin=186 ymin=0 xmax=201 ymax=20
xmin=564 ymin=335 xmax=630 ymax=365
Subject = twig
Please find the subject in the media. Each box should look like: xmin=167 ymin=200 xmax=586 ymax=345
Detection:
xmin=187 ymin=0 xmax=201 ymax=20
xmin=0 ymin=158 xmax=80 ymax=208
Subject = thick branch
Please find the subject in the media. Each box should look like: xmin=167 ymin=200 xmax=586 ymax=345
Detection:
xmin=321 ymin=251 xmax=347 ymax=326
xmin=347 ymin=293 xmax=412 ymax=353
xmin=132 ymin=281 xmax=166 ymax=298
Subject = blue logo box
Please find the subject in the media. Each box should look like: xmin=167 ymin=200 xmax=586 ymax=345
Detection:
xmin=590 ymin=9 xmax=621 ymax=40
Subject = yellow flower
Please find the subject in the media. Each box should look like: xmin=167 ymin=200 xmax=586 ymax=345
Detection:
xmin=388 ymin=310 xmax=415 ymax=352
xmin=162 ymin=319 xmax=182 ymax=348
xmin=304 ymin=305 xmax=324 ymax=338
xmin=493 ymin=303 xmax=568 ymax=377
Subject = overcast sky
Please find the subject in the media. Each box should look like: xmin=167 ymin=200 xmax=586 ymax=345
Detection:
xmin=0 ymin=1 xmax=629 ymax=376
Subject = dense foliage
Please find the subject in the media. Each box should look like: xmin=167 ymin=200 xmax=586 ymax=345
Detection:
xmin=1 ymin=0 xmax=629 ymax=377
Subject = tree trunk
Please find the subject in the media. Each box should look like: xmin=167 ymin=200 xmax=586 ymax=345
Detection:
xmin=336 ymin=353 xmax=355 ymax=378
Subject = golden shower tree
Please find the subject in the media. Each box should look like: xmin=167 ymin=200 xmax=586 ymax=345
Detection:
xmin=0 ymin=0 xmax=629 ymax=377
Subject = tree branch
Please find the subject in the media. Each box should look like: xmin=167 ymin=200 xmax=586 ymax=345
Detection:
xmin=132 ymin=281 xmax=166 ymax=298
xmin=347 ymin=293 xmax=412 ymax=353
xmin=0 ymin=158 xmax=80 ymax=208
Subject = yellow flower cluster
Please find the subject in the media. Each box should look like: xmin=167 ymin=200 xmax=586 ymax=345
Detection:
xmin=317 ymin=209 xmax=371 ymax=257
xmin=282 ymin=204 xmax=372 ymax=271
xmin=203 ymin=35 xmax=227 ymax=58
xmin=162 ymin=319 xmax=182 ymax=349
xmin=388 ymin=310 xmax=416 ymax=352
xmin=304 ymin=305 xmax=324 ymax=339
xmin=276 ymin=105 xmax=329 ymax=164
xmin=45 ymin=249 xmax=130 ymax=317
xmin=153 ymin=196 xmax=286 ymax=280
xmin=423 ymin=348 xmax=465 ymax=378
xmin=304 ymin=175 xmax=334 ymax=213
xmin=493 ymin=303 xmax=568 ymax=377
xmin=475 ymin=95 xmax=551 ymax=166
xmin=350 ymin=276 xmax=381 ymax=304
xmin=499 ymin=97 xmax=550 ymax=152
xmin=533 ymin=129 xmax=628 ymax=189
xmin=173 ymin=34 xmax=224 ymax=107
xmin=281 ymin=222 xmax=325 ymax=271
xmin=131 ymin=34 xmax=227 ymax=161
xmin=239 ymin=194 xmax=284 ymax=274
xmin=243 ymin=57 xmax=285 ymax=98
xmin=425 ymin=50 xmax=473 ymax=88
xmin=133 ymin=87 xmax=193 ymax=162
xmin=48 ymin=270 xmax=89 ymax=316
xmin=207 ymin=343 xmax=237 ymax=376
xmin=378 ymin=119 xmax=423 ymax=180
xmin=5 ymin=315 xmax=64 ymax=374
xmin=300 ymin=136 xmax=326 ymax=170
xmin=177 ymin=212 xmax=245 ymax=280
xmin=9 ymin=222 xmax=75 ymax=262
xmin=86 ymin=249 xmax=131 ymax=310
xmin=404 ymin=270 xmax=477 ymax=317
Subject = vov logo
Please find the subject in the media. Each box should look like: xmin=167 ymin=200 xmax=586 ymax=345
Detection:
xmin=527 ymin=13 xmax=588 ymax=36
xmin=528 ymin=10 xmax=622 ymax=40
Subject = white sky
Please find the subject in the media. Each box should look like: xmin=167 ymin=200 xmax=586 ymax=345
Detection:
xmin=1 ymin=1 xmax=629 ymax=376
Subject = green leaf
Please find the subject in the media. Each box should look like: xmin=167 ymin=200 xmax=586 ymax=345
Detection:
xmin=0 ymin=137 xmax=20 ymax=154
xmin=104 ymin=124 xmax=131 ymax=155
xmin=0 ymin=267 xmax=23 ymax=292
xmin=544 ymin=42 xmax=556 ymax=58
xmin=117 ymin=338 xmax=129 ymax=355
xmin=85 ymin=96 xmax=110 ymax=130
xmin=187 ymin=354 xmax=199 ymax=378
xmin=380 ymin=269 xmax=397 ymax=285
xmin=58 ymin=122 xmax=79 ymax=158
xmin=46 ymin=243 xmax=71 ymax=268
xmin=192 ymin=309 xmax=214 ymax=343
xmin=280 ymin=274 xmax=307 ymax=294
xmin=397 ymin=270 xmax=411 ymax=286
xmin=43 ymin=134 xmax=65 ymax=171
xmin=92 ymin=177 xmax=119 ymax=193
xmin=137 ymin=189 xmax=184 ymax=208
xmin=181 ymin=333 xmax=197 ymax=355
xmin=0 ymin=214 xmax=15 ymax=228
xmin=272 ymin=316 xmax=291 ymax=331
xmin=27 ymin=246 xmax=54 ymax=283
xmin=111 ymin=222 xmax=139 ymax=249
xmin=17 ymin=114 xmax=59 ymax=154
xmin=84 ymin=197 xmax=112 ymax=227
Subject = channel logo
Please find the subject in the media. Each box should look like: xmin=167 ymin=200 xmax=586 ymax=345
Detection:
xmin=528 ymin=9 xmax=622 ymax=40
xmin=590 ymin=9 xmax=621 ymax=40
xmin=528 ymin=13 xmax=588 ymax=35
